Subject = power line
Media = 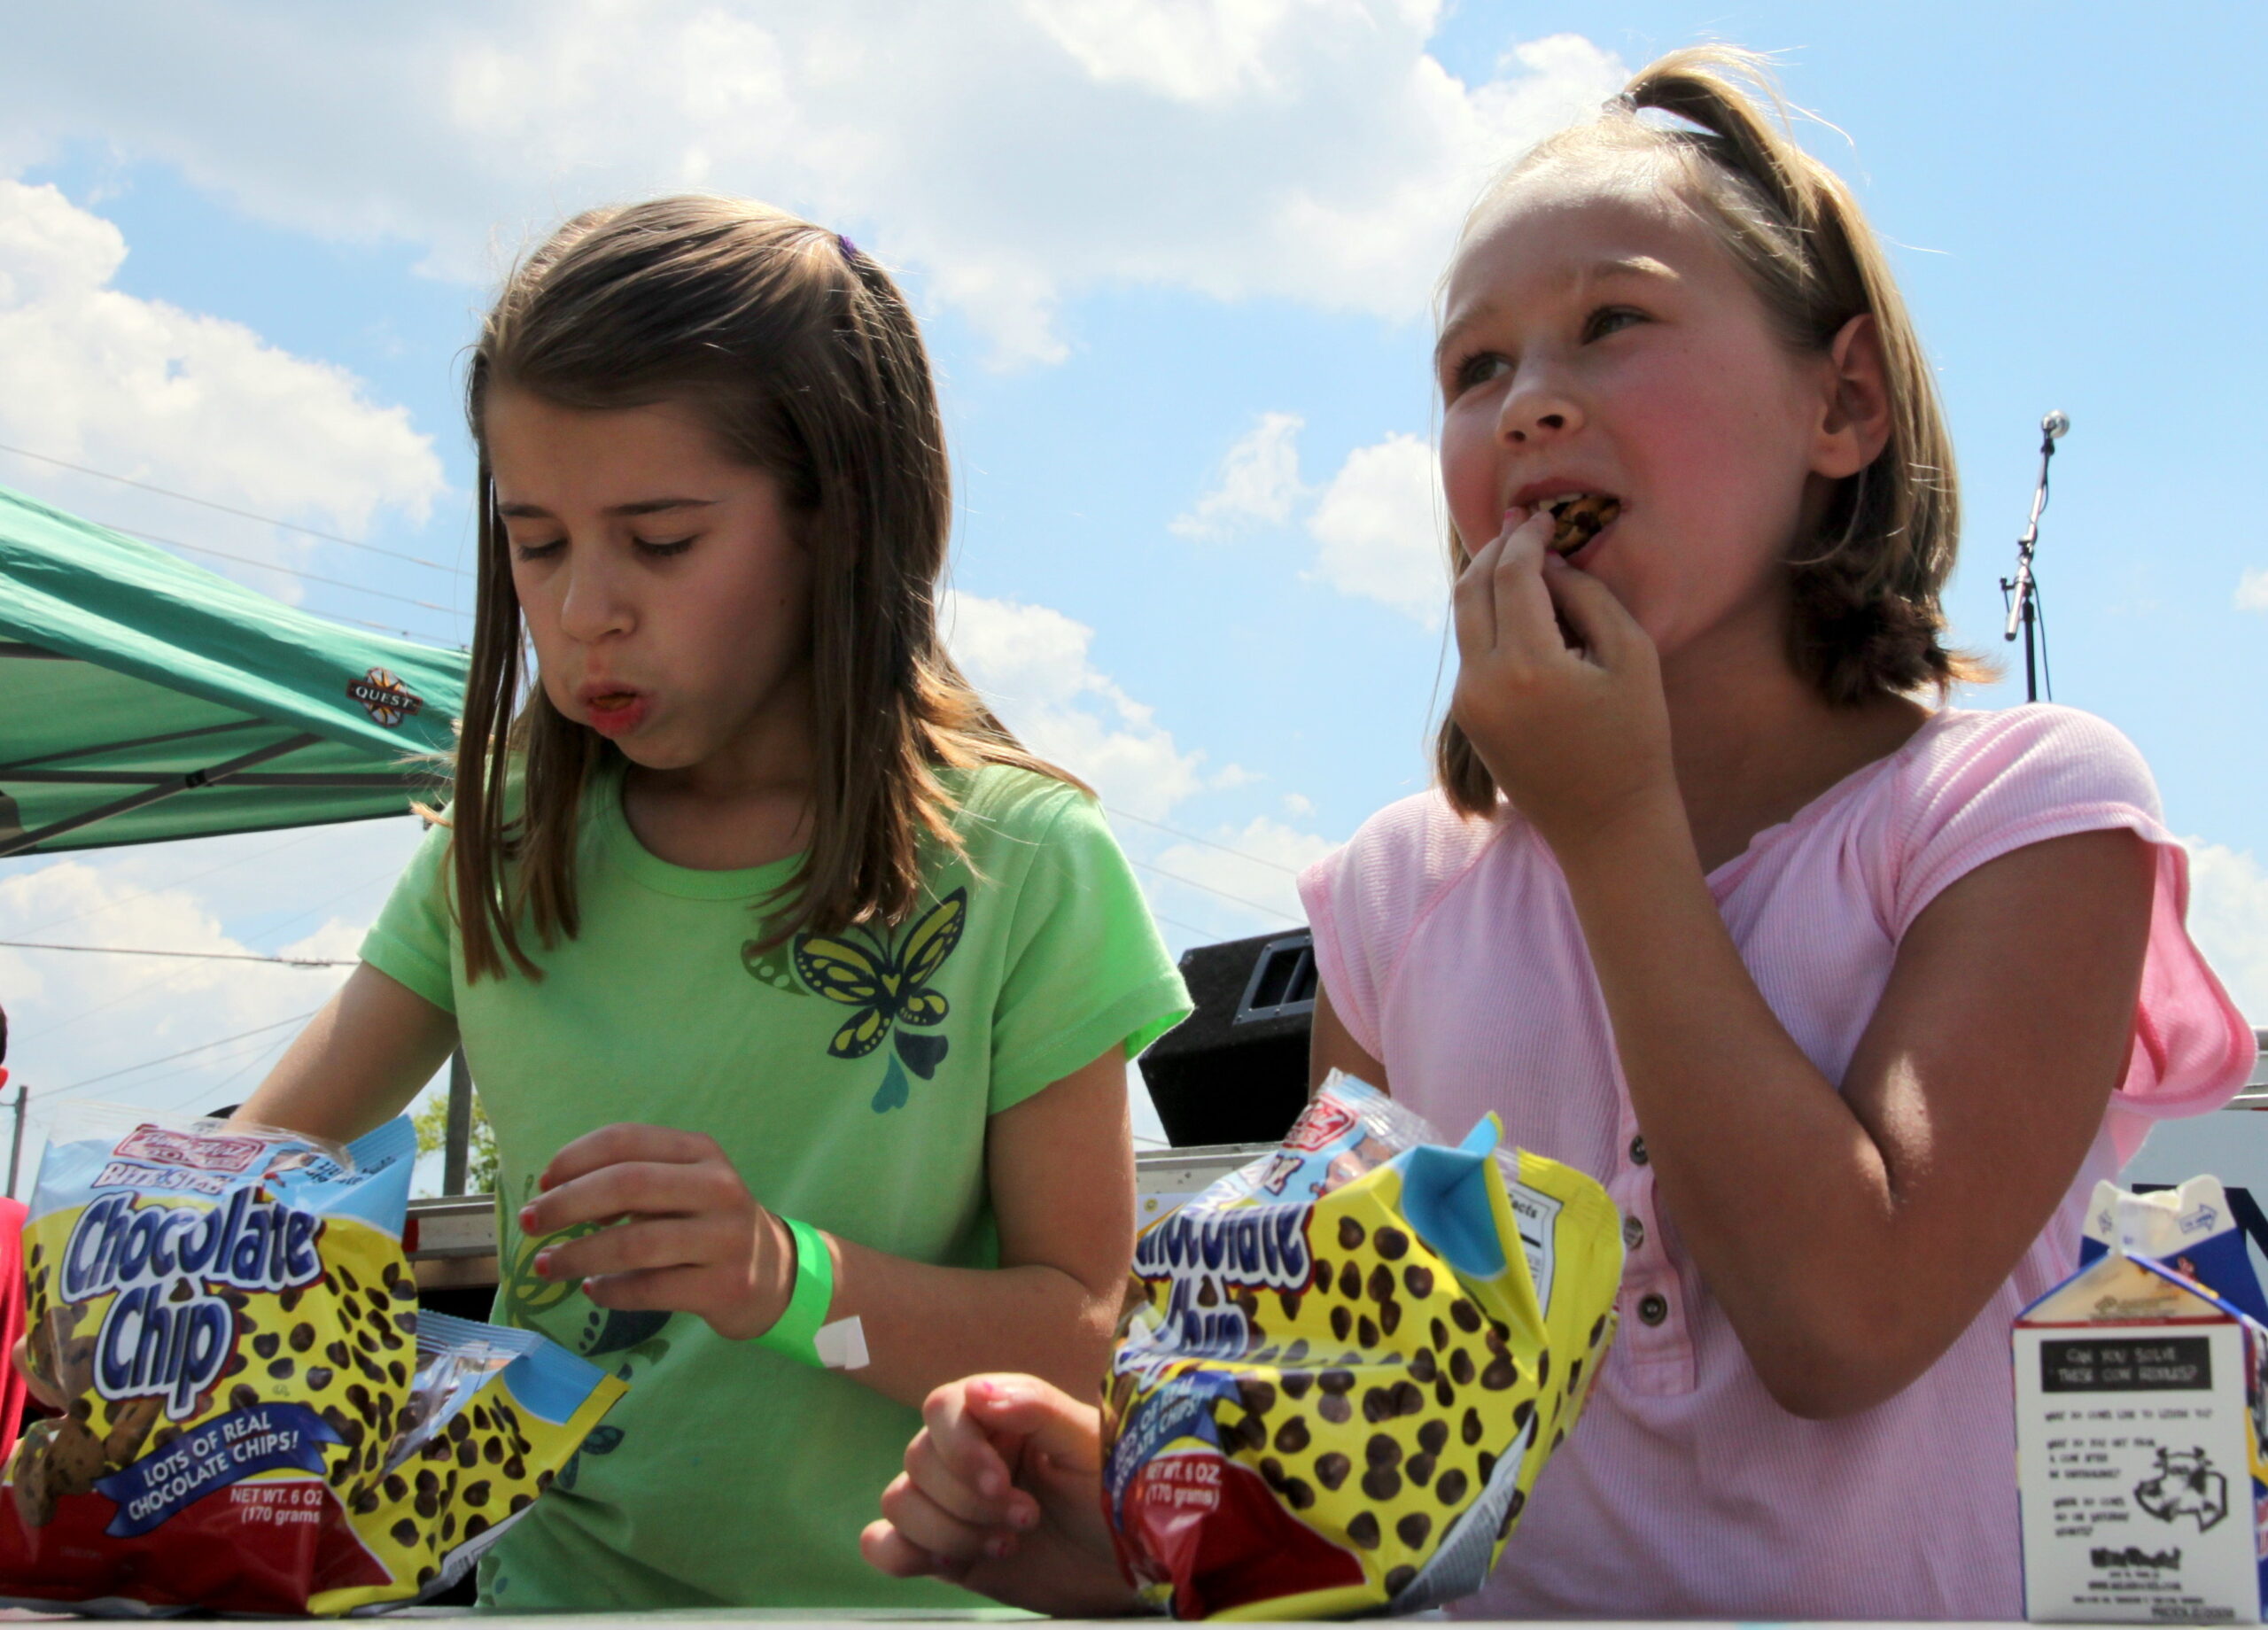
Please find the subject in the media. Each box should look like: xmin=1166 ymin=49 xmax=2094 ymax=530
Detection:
xmin=0 ymin=440 xmax=471 ymax=578
xmin=1127 ymin=857 xmax=1301 ymax=925
xmin=104 ymin=1029 xmax=302 ymax=1113
xmin=1150 ymin=909 xmax=1235 ymax=942
xmin=51 ymin=1011 xmax=317 ymax=1094
xmin=19 ymin=854 xmax=411 ymax=1044
xmin=0 ymin=939 xmax=352 ymax=968
xmin=198 ymin=1030 xmax=300 ymax=1101
xmin=97 ymin=519 xmax=466 ymax=621
xmin=1110 ymin=808 xmax=1305 ymax=875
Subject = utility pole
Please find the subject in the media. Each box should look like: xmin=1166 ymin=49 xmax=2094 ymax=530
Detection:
xmin=6 ymin=1082 xmax=26 ymax=1200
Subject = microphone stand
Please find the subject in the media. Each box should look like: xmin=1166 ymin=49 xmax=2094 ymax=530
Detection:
xmin=2000 ymin=418 xmax=2062 ymax=703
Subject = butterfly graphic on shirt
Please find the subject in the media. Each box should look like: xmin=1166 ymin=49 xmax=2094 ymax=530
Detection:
xmin=772 ymin=886 xmax=967 ymax=1112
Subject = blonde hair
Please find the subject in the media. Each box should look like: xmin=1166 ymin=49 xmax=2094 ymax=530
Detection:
xmin=453 ymin=197 xmax=1080 ymax=982
xmin=1436 ymin=47 xmax=1986 ymax=818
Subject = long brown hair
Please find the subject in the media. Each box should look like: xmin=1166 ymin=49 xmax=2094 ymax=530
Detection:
xmin=1435 ymin=47 xmax=1988 ymax=818
xmin=453 ymin=197 xmax=1076 ymax=982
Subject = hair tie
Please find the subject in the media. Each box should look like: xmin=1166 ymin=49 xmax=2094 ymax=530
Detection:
xmin=1608 ymin=89 xmax=1640 ymax=114
xmin=835 ymin=233 xmax=860 ymax=261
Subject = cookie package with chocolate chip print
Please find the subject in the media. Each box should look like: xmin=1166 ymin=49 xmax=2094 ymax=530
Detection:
xmin=1101 ymin=1073 xmax=1624 ymax=1620
xmin=0 ymin=1105 xmax=625 ymax=1615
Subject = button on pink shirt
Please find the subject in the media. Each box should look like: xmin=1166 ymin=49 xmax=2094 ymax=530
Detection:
xmin=1298 ymin=705 xmax=2256 ymax=1620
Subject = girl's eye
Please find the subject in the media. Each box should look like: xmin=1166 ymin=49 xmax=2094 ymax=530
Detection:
xmin=1583 ymin=306 xmax=1645 ymax=342
xmin=633 ymin=536 xmax=695 ymax=559
xmin=1449 ymin=352 xmax=1513 ymax=396
xmin=510 ymin=538 xmax=564 ymax=563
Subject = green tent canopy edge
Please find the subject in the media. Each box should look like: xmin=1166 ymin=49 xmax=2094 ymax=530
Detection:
xmin=0 ymin=481 xmax=469 ymax=855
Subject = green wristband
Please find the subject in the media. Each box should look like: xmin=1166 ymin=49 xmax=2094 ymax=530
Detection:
xmin=755 ymin=1215 xmax=833 ymax=1368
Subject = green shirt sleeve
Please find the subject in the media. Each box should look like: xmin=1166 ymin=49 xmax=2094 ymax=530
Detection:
xmin=987 ymin=788 xmax=1192 ymax=1115
xmin=360 ymin=816 xmax=458 ymax=1014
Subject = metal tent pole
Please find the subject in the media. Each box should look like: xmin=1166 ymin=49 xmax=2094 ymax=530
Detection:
xmin=443 ymin=1049 xmax=472 ymax=1195
xmin=0 ymin=733 xmax=322 ymax=858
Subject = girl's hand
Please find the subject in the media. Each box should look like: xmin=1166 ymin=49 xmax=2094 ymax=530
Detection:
xmin=861 ymin=1374 xmax=1135 ymax=1618
xmin=519 ymin=1123 xmax=800 ymax=1342
xmin=1449 ymin=507 xmax=1676 ymax=855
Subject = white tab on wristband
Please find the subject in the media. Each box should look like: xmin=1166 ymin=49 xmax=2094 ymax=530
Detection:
xmin=814 ymin=1316 xmax=869 ymax=1371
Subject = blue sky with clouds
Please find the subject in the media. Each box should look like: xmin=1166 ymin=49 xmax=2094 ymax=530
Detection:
xmin=0 ymin=2 xmax=2262 ymax=1171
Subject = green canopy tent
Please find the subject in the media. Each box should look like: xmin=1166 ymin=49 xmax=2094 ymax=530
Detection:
xmin=0 ymin=483 xmax=465 ymax=856
xmin=0 ymin=480 xmax=484 ymax=1192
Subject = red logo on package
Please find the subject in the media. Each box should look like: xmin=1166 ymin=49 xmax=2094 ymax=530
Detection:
xmin=1286 ymin=1097 xmax=1357 ymax=1153
xmin=115 ymin=1125 xmax=265 ymax=1174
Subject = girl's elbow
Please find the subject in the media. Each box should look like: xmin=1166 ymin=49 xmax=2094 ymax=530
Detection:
xmin=1750 ymin=1328 xmax=1936 ymax=1421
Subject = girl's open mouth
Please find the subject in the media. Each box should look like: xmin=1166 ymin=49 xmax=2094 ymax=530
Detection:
xmin=582 ymin=689 xmax=650 ymax=736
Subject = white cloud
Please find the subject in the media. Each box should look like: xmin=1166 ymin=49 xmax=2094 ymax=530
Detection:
xmin=1173 ymin=411 xmax=1307 ymax=539
xmin=1022 ymin=0 xmax=1313 ymax=102
xmin=1152 ymin=816 xmax=1338 ymax=930
xmin=1283 ymin=791 xmax=1316 ymax=818
xmin=1306 ymin=430 xmax=1445 ymax=624
xmin=944 ymin=590 xmax=1207 ymax=818
xmin=0 ymin=6 xmax=1626 ymax=365
xmin=2186 ymin=838 xmax=2268 ymax=1027
xmin=0 ymin=180 xmax=445 ymax=600
xmin=0 ymin=819 xmax=446 ymax=1197
xmin=2237 ymin=569 xmax=2268 ymax=613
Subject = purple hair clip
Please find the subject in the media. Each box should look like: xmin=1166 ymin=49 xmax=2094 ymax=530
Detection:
xmin=836 ymin=233 xmax=860 ymax=261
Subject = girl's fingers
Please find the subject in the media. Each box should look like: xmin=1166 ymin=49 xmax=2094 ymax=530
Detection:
xmin=859 ymin=1517 xmax=967 ymax=1584
xmin=534 ymin=1215 xmax=713 ymax=1281
xmin=524 ymin=1156 xmax=742 ymax=1234
xmin=1451 ymin=522 xmax=1512 ymax=658
xmin=877 ymin=1471 xmax=1013 ymax=1564
xmin=908 ymin=1427 xmax=1033 ymax=1530
xmin=1486 ymin=513 xmax=1566 ymax=659
xmin=539 ymin=1122 xmax=720 ymax=1192
xmin=963 ymin=1376 xmax=1105 ymax=1477
xmin=920 ymin=1383 xmax=1034 ymax=1521
xmin=1541 ymin=555 xmax=1645 ymax=668
xmin=577 ymin=1261 xmax=713 ymax=1312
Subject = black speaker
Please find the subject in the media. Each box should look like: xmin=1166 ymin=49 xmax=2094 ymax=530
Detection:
xmin=1141 ymin=931 xmax=1316 ymax=1146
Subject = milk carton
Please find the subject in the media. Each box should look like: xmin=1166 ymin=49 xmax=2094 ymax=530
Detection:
xmin=2016 ymin=1177 xmax=2268 ymax=1623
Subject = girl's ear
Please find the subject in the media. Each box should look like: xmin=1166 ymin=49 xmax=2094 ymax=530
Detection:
xmin=1812 ymin=313 xmax=1893 ymax=479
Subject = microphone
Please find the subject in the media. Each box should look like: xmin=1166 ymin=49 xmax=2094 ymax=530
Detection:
xmin=2002 ymin=411 xmax=2070 ymax=695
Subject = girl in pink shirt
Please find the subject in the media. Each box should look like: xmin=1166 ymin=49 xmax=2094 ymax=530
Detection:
xmin=866 ymin=46 xmax=2256 ymax=1619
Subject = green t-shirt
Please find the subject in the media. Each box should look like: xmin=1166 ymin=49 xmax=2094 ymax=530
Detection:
xmin=361 ymin=763 xmax=1189 ymax=1611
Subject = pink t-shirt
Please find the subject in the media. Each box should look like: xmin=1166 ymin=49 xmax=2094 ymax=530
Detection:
xmin=1297 ymin=704 xmax=2256 ymax=1621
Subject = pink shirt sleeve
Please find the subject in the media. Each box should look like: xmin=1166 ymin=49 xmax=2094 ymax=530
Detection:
xmin=1298 ymin=794 xmax=1495 ymax=1065
xmin=1884 ymin=705 xmax=2256 ymax=1157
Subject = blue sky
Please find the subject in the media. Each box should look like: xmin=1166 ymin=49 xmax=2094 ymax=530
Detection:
xmin=0 ymin=2 xmax=2262 ymax=1168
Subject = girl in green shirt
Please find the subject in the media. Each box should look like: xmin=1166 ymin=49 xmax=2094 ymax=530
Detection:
xmin=230 ymin=198 xmax=1191 ymax=1609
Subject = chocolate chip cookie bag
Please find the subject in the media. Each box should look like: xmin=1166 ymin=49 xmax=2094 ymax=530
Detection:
xmin=1102 ymin=1075 xmax=1622 ymax=1620
xmin=0 ymin=1106 xmax=623 ymax=1615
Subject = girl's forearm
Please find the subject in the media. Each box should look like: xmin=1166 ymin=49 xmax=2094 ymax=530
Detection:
xmin=817 ymin=1233 xmax=1119 ymax=1412
xmin=1547 ymin=790 xmax=1908 ymax=1397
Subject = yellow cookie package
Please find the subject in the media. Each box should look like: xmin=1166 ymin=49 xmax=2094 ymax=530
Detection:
xmin=1103 ymin=1075 xmax=1622 ymax=1618
xmin=0 ymin=1106 xmax=624 ymax=1614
